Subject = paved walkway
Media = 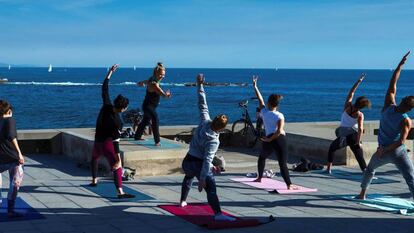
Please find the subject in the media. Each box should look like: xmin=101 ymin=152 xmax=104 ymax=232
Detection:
xmin=1 ymin=150 xmax=414 ymax=233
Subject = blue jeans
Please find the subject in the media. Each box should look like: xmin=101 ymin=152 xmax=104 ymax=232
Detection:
xmin=0 ymin=162 xmax=21 ymax=202
xmin=180 ymin=154 xmax=221 ymax=214
xmin=361 ymin=145 xmax=414 ymax=198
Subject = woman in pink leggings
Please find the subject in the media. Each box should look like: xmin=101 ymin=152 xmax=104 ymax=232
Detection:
xmin=90 ymin=64 xmax=134 ymax=199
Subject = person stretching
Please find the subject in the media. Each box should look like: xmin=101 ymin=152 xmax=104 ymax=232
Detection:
xmin=134 ymin=62 xmax=171 ymax=146
xmin=252 ymin=76 xmax=297 ymax=191
xmin=90 ymin=64 xmax=135 ymax=199
xmin=327 ymin=74 xmax=371 ymax=173
xmin=179 ymin=74 xmax=235 ymax=222
xmin=0 ymin=100 xmax=25 ymax=218
xmin=357 ymin=51 xmax=414 ymax=200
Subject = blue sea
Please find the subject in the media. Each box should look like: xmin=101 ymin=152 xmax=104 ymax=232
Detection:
xmin=0 ymin=67 xmax=414 ymax=129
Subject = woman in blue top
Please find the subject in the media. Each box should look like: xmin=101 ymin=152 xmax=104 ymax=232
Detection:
xmin=357 ymin=51 xmax=414 ymax=200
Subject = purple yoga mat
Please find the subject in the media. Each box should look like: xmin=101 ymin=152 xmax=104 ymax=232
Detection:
xmin=231 ymin=177 xmax=317 ymax=194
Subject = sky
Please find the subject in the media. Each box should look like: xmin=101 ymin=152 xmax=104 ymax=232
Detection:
xmin=0 ymin=0 xmax=413 ymax=69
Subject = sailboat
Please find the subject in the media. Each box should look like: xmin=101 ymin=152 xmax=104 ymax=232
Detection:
xmin=8 ymin=64 xmax=11 ymax=70
xmin=48 ymin=64 xmax=52 ymax=72
xmin=133 ymin=65 xmax=136 ymax=71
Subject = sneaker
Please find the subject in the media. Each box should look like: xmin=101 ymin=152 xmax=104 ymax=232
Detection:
xmin=372 ymin=176 xmax=378 ymax=180
xmin=214 ymin=213 xmax=236 ymax=221
xmin=246 ymin=172 xmax=258 ymax=178
xmin=179 ymin=201 xmax=188 ymax=207
xmin=118 ymin=193 xmax=136 ymax=199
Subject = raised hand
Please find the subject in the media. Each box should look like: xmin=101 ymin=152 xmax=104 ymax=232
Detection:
xmin=110 ymin=64 xmax=119 ymax=72
xmin=252 ymin=75 xmax=258 ymax=87
xmin=196 ymin=73 xmax=205 ymax=85
xmin=359 ymin=73 xmax=366 ymax=82
xmin=399 ymin=51 xmax=410 ymax=66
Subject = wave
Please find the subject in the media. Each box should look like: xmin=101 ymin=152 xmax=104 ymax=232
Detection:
xmin=5 ymin=81 xmax=250 ymax=87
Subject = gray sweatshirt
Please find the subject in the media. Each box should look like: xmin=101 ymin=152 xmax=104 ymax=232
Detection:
xmin=187 ymin=83 xmax=220 ymax=181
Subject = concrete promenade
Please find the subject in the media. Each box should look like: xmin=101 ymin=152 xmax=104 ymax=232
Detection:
xmin=1 ymin=148 xmax=414 ymax=233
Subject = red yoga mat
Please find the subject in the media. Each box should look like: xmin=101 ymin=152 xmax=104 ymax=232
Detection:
xmin=158 ymin=203 xmax=272 ymax=229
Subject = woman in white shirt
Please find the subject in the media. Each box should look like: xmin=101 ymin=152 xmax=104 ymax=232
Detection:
xmin=252 ymin=76 xmax=297 ymax=191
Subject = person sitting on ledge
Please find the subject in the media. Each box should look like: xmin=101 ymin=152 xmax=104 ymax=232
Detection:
xmin=90 ymin=64 xmax=135 ymax=199
xmin=357 ymin=51 xmax=414 ymax=200
xmin=179 ymin=74 xmax=235 ymax=222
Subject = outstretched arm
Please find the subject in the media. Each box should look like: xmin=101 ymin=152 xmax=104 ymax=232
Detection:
xmin=344 ymin=74 xmax=365 ymax=110
xmin=253 ymin=76 xmax=265 ymax=109
xmin=148 ymin=82 xmax=171 ymax=98
xmin=384 ymin=51 xmax=410 ymax=110
xmin=196 ymin=74 xmax=211 ymax=122
xmin=102 ymin=64 xmax=119 ymax=105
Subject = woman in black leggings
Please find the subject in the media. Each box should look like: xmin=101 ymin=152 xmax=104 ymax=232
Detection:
xmin=252 ymin=76 xmax=297 ymax=191
xmin=327 ymin=74 xmax=371 ymax=173
xmin=134 ymin=63 xmax=171 ymax=146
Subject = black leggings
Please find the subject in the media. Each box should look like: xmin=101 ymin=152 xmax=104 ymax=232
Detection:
xmin=328 ymin=132 xmax=366 ymax=171
xmin=135 ymin=104 xmax=160 ymax=143
xmin=258 ymin=134 xmax=292 ymax=186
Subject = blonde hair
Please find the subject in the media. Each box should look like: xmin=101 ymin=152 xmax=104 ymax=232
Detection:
xmin=153 ymin=62 xmax=165 ymax=77
xmin=212 ymin=114 xmax=228 ymax=131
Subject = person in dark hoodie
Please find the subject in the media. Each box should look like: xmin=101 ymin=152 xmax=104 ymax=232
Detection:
xmin=90 ymin=64 xmax=135 ymax=199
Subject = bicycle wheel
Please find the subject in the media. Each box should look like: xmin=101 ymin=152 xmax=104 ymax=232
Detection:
xmin=232 ymin=119 xmax=247 ymax=135
xmin=232 ymin=120 xmax=257 ymax=147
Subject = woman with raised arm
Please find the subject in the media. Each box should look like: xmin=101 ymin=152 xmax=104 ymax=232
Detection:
xmin=357 ymin=52 xmax=414 ymax=200
xmin=90 ymin=64 xmax=135 ymax=199
xmin=134 ymin=62 xmax=171 ymax=146
xmin=252 ymin=76 xmax=297 ymax=191
xmin=326 ymin=74 xmax=371 ymax=173
xmin=178 ymin=74 xmax=235 ymax=222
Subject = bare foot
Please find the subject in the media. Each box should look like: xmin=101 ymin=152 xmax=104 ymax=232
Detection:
xmin=253 ymin=178 xmax=262 ymax=182
xmin=155 ymin=143 xmax=161 ymax=147
xmin=355 ymin=194 xmax=366 ymax=200
xmin=288 ymin=184 xmax=299 ymax=190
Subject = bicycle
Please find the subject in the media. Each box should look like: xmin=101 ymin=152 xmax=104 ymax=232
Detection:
xmin=231 ymin=98 xmax=264 ymax=147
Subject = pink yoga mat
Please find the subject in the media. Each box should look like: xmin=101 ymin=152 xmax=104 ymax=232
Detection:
xmin=231 ymin=177 xmax=317 ymax=194
xmin=159 ymin=203 xmax=263 ymax=229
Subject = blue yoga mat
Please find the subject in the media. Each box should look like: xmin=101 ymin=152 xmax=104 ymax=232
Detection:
xmin=315 ymin=170 xmax=397 ymax=184
xmin=340 ymin=194 xmax=414 ymax=215
xmin=122 ymin=138 xmax=183 ymax=149
xmin=82 ymin=182 xmax=154 ymax=202
xmin=0 ymin=197 xmax=44 ymax=221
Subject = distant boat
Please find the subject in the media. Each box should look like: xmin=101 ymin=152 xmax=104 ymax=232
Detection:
xmin=0 ymin=78 xmax=8 ymax=84
xmin=48 ymin=64 xmax=53 ymax=72
xmin=8 ymin=64 xmax=11 ymax=70
xmin=133 ymin=65 xmax=136 ymax=71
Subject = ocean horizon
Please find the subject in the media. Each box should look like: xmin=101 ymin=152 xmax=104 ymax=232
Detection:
xmin=1 ymin=67 xmax=414 ymax=130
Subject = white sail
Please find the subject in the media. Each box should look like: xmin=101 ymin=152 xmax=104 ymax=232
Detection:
xmin=8 ymin=64 xmax=11 ymax=70
xmin=48 ymin=64 xmax=52 ymax=72
xmin=133 ymin=65 xmax=136 ymax=71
